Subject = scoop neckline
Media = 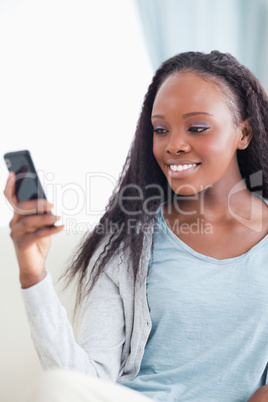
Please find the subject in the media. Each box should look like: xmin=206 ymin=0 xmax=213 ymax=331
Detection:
xmin=158 ymin=208 xmax=268 ymax=266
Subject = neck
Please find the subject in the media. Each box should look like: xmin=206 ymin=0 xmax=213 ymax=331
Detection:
xmin=166 ymin=173 xmax=252 ymax=224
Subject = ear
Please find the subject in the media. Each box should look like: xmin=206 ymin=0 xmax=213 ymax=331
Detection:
xmin=237 ymin=118 xmax=253 ymax=150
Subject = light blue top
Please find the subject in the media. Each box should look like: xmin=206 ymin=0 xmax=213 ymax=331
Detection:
xmin=121 ymin=209 xmax=268 ymax=401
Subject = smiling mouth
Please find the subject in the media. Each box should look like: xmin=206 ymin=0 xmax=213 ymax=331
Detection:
xmin=168 ymin=163 xmax=200 ymax=172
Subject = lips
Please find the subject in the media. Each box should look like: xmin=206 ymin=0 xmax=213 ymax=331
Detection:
xmin=166 ymin=160 xmax=201 ymax=177
xmin=169 ymin=163 xmax=198 ymax=172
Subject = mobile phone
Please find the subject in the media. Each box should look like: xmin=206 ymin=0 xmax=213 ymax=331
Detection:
xmin=4 ymin=150 xmax=47 ymax=202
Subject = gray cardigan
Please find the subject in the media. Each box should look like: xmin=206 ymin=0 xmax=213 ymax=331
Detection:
xmin=21 ymin=228 xmax=154 ymax=383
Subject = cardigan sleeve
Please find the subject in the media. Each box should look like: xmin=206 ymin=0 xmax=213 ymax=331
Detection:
xmin=21 ymin=268 xmax=125 ymax=382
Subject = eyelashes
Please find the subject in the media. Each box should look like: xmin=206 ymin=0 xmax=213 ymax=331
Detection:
xmin=188 ymin=126 xmax=210 ymax=134
xmin=153 ymin=128 xmax=169 ymax=135
xmin=153 ymin=126 xmax=210 ymax=135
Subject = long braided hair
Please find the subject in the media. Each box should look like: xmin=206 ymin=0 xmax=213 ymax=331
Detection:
xmin=65 ymin=51 xmax=268 ymax=307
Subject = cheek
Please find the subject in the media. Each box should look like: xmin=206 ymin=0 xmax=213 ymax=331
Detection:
xmin=197 ymin=140 xmax=217 ymax=160
xmin=152 ymin=138 xmax=162 ymax=162
xmin=198 ymin=134 xmax=235 ymax=161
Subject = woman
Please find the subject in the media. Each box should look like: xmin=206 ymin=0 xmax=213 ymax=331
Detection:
xmin=4 ymin=51 xmax=268 ymax=401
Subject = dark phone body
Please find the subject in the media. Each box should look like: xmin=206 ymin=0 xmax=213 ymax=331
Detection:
xmin=4 ymin=150 xmax=47 ymax=202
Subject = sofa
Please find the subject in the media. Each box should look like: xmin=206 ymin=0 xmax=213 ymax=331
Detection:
xmin=0 ymin=226 xmax=84 ymax=402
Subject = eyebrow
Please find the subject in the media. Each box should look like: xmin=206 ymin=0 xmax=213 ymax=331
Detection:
xmin=182 ymin=112 xmax=214 ymax=118
xmin=151 ymin=112 xmax=214 ymax=119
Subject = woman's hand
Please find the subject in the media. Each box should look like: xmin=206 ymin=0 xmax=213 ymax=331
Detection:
xmin=248 ymin=385 xmax=268 ymax=401
xmin=4 ymin=172 xmax=64 ymax=288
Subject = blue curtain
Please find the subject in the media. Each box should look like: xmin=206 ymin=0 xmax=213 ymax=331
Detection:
xmin=135 ymin=0 xmax=268 ymax=90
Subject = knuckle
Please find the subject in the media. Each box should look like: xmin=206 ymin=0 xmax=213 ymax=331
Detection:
xmin=9 ymin=216 xmax=16 ymax=229
xmin=9 ymin=229 xmax=18 ymax=242
xmin=20 ymin=217 xmax=28 ymax=228
xmin=47 ymin=214 xmax=55 ymax=222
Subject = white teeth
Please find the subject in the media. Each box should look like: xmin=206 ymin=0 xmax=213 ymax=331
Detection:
xmin=169 ymin=164 xmax=197 ymax=172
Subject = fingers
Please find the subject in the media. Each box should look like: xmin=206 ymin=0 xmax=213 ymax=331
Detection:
xmin=13 ymin=224 xmax=65 ymax=251
xmin=4 ymin=172 xmax=65 ymax=242
xmin=10 ymin=213 xmax=61 ymax=234
xmin=16 ymin=199 xmax=54 ymax=218
xmin=4 ymin=172 xmax=53 ymax=216
xmin=4 ymin=172 xmax=55 ymax=222
xmin=10 ymin=200 xmax=54 ymax=227
xmin=4 ymin=171 xmax=17 ymax=207
xmin=29 ymin=224 xmax=65 ymax=241
xmin=9 ymin=208 xmax=64 ymax=246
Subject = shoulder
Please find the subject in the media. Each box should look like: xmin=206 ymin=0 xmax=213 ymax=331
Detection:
xmin=247 ymin=197 xmax=268 ymax=247
xmin=260 ymin=198 xmax=268 ymax=232
xmin=263 ymin=207 xmax=268 ymax=235
xmin=247 ymin=195 xmax=268 ymax=234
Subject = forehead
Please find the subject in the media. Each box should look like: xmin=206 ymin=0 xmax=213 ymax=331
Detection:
xmin=152 ymin=72 xmax=230 ymax=116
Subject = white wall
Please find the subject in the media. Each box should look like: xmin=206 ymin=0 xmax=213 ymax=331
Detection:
xmin=0 ymin=0 xmax=152 ymax=232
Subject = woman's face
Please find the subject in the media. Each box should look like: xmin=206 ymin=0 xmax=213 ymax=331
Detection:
xmin=152 ymin=72 xmax=244 ymax=196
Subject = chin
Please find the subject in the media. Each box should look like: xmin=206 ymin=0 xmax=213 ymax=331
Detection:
xmin=169 ymin=182 xmax=202 ymax=196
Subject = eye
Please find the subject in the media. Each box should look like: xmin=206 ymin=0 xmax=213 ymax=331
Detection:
xmin=188 ymin=126 xmax=209 ymax=134
xmin=153 ymin=128 xmax=169 ymax=135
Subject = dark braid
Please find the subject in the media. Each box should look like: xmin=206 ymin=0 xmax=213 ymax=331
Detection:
xmin=64 ymin=51 xmax=268 ymax=308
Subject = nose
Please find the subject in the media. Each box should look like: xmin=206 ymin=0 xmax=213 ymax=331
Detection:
xmin=165 ymin=132 xmax=191 ymax=155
